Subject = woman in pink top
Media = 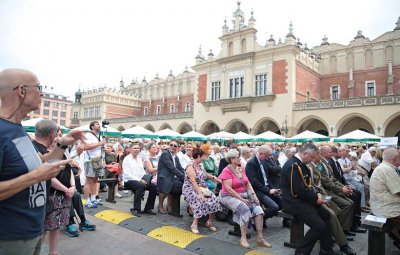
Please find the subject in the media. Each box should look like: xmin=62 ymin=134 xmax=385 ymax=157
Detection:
xmin=219 ymin=149 xmax=271 ymax=249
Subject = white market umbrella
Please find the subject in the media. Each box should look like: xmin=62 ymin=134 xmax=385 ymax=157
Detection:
xmin=288 ymin=130 xmax=330 ymax=143
xmin=253 ymin=131 xmax=287 ymax=142
xmin=155 ymin=128 xmax=183 ymax=139
xmin=122 ymin=125 xmax=159 ymax=139
xmin=207 ymin=131 xmax=235 ymax=140
xmin=233 ymin=131 xmax=254 ymax=142
xmin=333 ymin=129 xmax=381 ymax=143
xmin=22 ymin=117 xmax=44 ymax=132
xmin=22 ymin=117 xmax=70 ymax=133
xmin=73 ymin=124 xmax=121 ymax=137
xmin=182 ymin=131 xmax=209 ymax=141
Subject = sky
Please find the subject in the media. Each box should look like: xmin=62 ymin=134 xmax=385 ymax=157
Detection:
xmin=0 ymin=0 xmax=399 ymax=100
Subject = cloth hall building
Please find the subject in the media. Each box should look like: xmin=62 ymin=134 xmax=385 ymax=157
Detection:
xmin=72 ymin=3 xmax=400 ymax=140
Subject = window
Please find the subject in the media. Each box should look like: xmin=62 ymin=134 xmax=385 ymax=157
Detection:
xmin=94 ymin=106 xmax=100 ymax=117
xmin=229 ymin=77 xmax=244 ymax=98
xmin=73 ymin=111 xmax=78 ymax=119
xmin=365 ymin=81 xmax=375 ymax=97
xmin=255 ymin=74 xmax=267 ymax=96
xmin=185 ymin=102 xmax=191 ymax=112
xmin=52 ymin=110 xmax=58 ymax=117
xmin=43 ymin=109 xmax=49 ymax=115
xmin=43 ymin=101 xmax=50 ymax=107
xmin=331 ymin=85 xmax=340 ymax=99
xmin=84 ymin=108 xmax=89 ymax=118
xmin=144 ymin=107 xmax=148 ymax=116
xmin=60 ymin=103 xmax=67 ymax=110
xmin=211 ymin=81 xmax=221 ymax=101
xmin=52 ymin=102 xmax=59 ymax=108
xmin=60 ymin=111 xmax=66 ymax=118
xmin=156 ymin=105 xmax=161 ymax=115
xmin=52 ymin=119 xmax=58 ymax=124
xmin=34 ymin=109 xmax=40 ymax=114
xmin=60 ymin=120 xmax=66 ymax=126
xmin=169 ymin=104 xmax=175 ymax=113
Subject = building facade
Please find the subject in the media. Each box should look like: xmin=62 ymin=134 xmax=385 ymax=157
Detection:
xmin=25 ymin=86 xmax=73 ymax=127
xmin=73 ymin=2 xmax=400 ymax=141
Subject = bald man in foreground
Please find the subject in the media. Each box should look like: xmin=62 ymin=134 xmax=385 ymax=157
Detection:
xmin=0 ymin=69 xmax=84 ymax=254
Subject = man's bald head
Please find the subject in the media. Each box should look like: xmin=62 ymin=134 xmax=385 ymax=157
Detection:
xmin=0 ymin=69 xmax=38 ymax=98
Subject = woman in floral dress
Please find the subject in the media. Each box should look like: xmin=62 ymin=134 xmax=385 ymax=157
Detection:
xmin=182 ymin=146 xmax=222 ymax=234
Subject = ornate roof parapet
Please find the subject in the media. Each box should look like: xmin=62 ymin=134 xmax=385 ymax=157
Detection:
xmin=266 ymin=34 xmax=275 ymax=46
xmin=232 ymin=1 xmax=245 ymax=31
xmin=195 ymin=45 xmax=206 ymax=64
xmin=222 ymin=18 xmax=229 ymax=34
xmin=321 ymin=35 xmax=330 ymax=46
xmin=354 ymin=30 xmax=365 ymax=39
xmin=285 ymin=21 xmax=297 ymax=45
xmin=207 ymin=49 xmax=214 ymax=60
xmin=394 ymin=17 xmax=400 ymax=30
xmin=248 ymin=9 xmax=256 ymax=28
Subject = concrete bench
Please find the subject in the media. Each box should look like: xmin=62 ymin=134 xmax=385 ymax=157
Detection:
xmin=277 ymin=210 xmax=304 ymax=249
xmin=98 ymin=178 xmax=118 ymax=203
xmin=361 ymin=215 xmax=387 ymax=255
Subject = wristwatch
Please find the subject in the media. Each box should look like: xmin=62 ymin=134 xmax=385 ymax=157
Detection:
xmin=56 ymin=142 xmax=68 ymax=150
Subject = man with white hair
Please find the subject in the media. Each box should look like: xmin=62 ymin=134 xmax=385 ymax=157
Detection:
xmin=370 ymin=147 xmax=400 ymax=247
xmin=279 ymin=147 xmax=296 ymax=166
xmin=358 ymin=146 xmax=378 ymax=174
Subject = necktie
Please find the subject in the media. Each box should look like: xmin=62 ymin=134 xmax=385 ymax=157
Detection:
xmin=259 ymin=160 xmax=269 ymax=187
xmin=335 ymin=161 xmax=343 ymax=177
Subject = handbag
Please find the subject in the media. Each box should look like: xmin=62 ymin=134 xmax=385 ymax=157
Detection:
xmin=199 ymin=186 xmax=213 ymax=198
xmin=229 ymin=166 xmax=256 ymax=203
xmin=141 ymin=173 xmax=153 ymax=186
xmin=91 ymin=156 xmax=104 ymax=170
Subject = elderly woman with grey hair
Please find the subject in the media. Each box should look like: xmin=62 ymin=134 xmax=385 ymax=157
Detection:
xmin=218 ymin=149 xmax=271 ymax=249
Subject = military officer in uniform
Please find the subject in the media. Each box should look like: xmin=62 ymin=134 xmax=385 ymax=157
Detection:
xmin=308 ymin=149 xmax=357 ymax=255
xmin=281 ymin=143 xmax=340 ymax=255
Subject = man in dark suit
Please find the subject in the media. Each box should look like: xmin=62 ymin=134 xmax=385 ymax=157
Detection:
xmin=281 ymin=143 xmax=339 ymax=255
xmin=246 ymin=145 xmax=282 ymax=223
xmin=157 ymin=139 xmax=184 ymax=214
xmin=265 ymin=150 xmax=282 ymax=188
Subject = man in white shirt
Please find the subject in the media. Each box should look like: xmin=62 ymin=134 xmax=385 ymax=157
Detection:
xmin=123 ymin=143 xmax=157 ymax=216
xmin=358 ymin=147 xmax=378 ymax=174
xmin=83 ymin=121 xmax=106 ymax=208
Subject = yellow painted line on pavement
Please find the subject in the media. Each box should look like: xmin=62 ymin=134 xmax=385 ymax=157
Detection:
xmin=95 ymin=209 xmax=134 ymax=224
xmin=245 ymin=250 xmax=273 ymax=255
xmin=147 ymin=226 xmax=204 ymax=249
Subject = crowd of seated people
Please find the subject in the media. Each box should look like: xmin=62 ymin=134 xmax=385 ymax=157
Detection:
xmin=64 ymin=135 xmax=398 ymax=254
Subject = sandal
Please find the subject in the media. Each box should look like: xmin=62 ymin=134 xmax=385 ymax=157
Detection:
xmin=256 ymin=237 xmax=272 ymax=248
xmin=239 ymin=238 xmax=250 ymax=248
xmin=205 ymin=221 xmax=217 ymax=232
xmin=191 ymin=224 xmax=199 ymax=234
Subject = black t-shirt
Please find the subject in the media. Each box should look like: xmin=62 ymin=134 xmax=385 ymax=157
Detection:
xmin=32 ymin=140 xmax=71 ymax=196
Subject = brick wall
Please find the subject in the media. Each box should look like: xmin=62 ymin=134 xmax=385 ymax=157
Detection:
xmin=140 ymin=95 xmax=194 ymax=115
xmin=319 ymin=65 xmax=400 ymax=99
xmin=197 ymin=74 xmax=207 ymax=103
xmin=296 ymin=63 xmax=320 ymax=101
xmin=105 ymin=105 xmax=140 ymax=119
xmin=272 ymin=60 xmax=288 ymax=94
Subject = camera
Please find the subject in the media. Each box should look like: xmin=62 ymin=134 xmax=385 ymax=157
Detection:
xmin=101 ymin=120 xmax=109 ymax=128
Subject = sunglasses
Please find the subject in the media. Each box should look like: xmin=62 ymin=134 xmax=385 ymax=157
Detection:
xmin=169 ymin=144 xmax=178 ymax=148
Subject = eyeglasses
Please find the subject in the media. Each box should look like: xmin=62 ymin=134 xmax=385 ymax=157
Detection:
xmin=13 ymin=84 xmax=42 ymax=92
xmin=169 ymin=144 xmax=178 ymax=148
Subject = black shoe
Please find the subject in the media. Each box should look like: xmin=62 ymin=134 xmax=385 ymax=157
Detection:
xmin=344 ymin=230 xmax=356 ymax=236
xmin=350 ymin=227 xmax=367 ymax=233
xmin=282 ymin=218 xmax=291 ymax=228
xmin=340 ymin=245 xmax=357 ymax=255
xmin=141 ymin=209 xmax=156 ymax=215
xmin=130 ymin=209 xmax=141 ymax=217
xmin=346 ymin=237 xmax=354 ymax=241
